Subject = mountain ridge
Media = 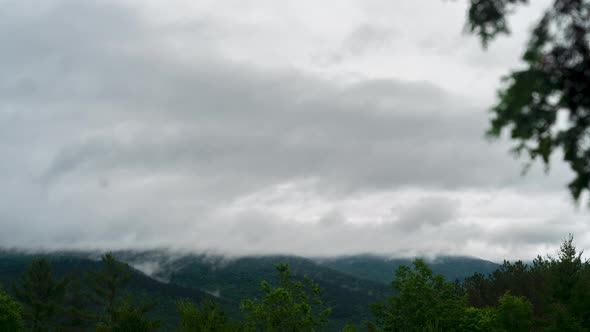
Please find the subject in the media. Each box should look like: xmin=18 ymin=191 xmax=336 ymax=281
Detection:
xmin=0 ymin=249 xmax=500 ymax=330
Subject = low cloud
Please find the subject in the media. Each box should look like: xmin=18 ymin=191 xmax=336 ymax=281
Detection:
xmin=0 ymin=0 xmax=586 ymax=261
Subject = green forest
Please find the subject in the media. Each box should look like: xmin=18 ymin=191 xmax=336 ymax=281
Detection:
xmin=0 ymin=235 xmax=588 ymax=331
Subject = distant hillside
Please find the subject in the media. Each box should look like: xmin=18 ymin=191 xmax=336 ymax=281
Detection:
xmin=115 ymin=252 xmax=498 ymax=329
xmin=117 ymin=252 xmax=392 ymax=329
xmin=314 ymin=255 xmax=499 ymax=284
xmin=0 ymin=250 xmax=500 ymax=331
xmin=0 ymin=251 xmax=224 ymax=331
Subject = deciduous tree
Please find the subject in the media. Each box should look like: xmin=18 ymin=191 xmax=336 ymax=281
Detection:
xmin=241 ymin=262 xmax=331 ymax=332
xmin=0 ymin=285 xmax=24 ymax=331
xmin=370 ymin=259 xmax=466 ymax=331
xmin=465 ymin=0 xmax=590 ymax=200
xmin=177 ymin=299 xmax=236 ymax=332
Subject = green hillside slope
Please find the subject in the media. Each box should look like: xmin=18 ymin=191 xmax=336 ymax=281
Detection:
xmin=315 ymin=254 xmax=499 ymax=284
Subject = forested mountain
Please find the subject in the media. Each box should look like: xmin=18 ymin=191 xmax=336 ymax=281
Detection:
xmin=0 ymin=251 xmax=222 ymax=331
xmin=0 ymin=250 xmax=498 ymax=330
xmin=121 ymin=254 xmax=391 ymax=328
xmin=1 ymin=239 xmax=588 ymax=331
xmin=315 ymin=255 xmax=499 ymax=284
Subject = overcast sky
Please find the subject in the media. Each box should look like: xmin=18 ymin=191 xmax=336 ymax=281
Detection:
xmin=1 ymin=0 xmax=588 ymax=261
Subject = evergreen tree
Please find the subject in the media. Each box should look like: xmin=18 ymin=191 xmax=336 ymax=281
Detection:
xmin=13 ymin=257 xmax=69 ymax=332
xmin=462 ymin=272 xmax=493 ymax=308
xmin=462 ymin=235 xmax=590 ymax=330
xmin=570 ymin=264 xmax=590 ymax=328
xmin=552 ymin=234 xmax=584 ymax=303
xmin=85 ymin=253 xmax=133 ymax=328
xmin=85 ymin=253 xmax=161 ymax=331
xmin=97 ymin=295 xmax=161 ymax=332
xmin=61 ymin=274 xmax=94 ymax=331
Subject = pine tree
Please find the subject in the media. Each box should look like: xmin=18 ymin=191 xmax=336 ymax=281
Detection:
xmin=13 ymin=257 xmax=69 ymax=332
xmin=85 ymin=253 xmax=132 ymax=327
xmin=97 ymin=295 xmax=161 ymax=332
xmin=61 ymin=273 xmax=94 ymax=331
xmin=85 ymin=253 xmax=161 ymax=331
xmin=552 ymin=234 xmax=584 ymax=303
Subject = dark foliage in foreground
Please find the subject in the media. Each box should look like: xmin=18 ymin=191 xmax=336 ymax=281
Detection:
xmin=466 ymin=0 xmax=590 ymax=201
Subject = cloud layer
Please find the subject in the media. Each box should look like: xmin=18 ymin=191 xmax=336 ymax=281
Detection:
xmin=0 ymin=0 xmax=586 ymax=261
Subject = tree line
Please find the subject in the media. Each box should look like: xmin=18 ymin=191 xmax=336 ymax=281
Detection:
xmin=0 ymin=235 xmax=588 ymax=331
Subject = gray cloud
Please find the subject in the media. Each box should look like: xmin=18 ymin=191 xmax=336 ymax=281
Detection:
xmin=0 ymin=0 xmax=586 ymax=260
xmin=393 ymin=196 xmax=458 ymax=230
xmin=313 ymin=23 xmax=395 ymax=66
